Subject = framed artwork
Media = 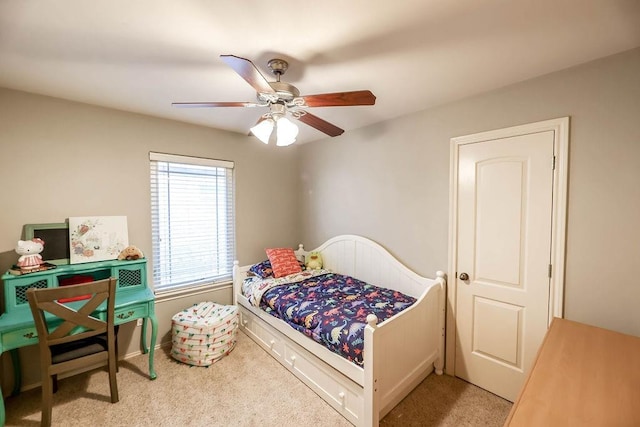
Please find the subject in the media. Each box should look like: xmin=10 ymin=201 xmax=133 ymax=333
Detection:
xmin=24 ymin=222 xmax=70 ymax=265
xmin=69 ymin=216 xmax=129 ymax=264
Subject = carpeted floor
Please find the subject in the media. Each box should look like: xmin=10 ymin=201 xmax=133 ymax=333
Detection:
xmin=4 ymin=331 xmax=511 ymax=426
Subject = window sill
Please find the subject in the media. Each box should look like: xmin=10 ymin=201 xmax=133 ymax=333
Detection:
xmin=154 ymin=280 xmax=232 ymax=303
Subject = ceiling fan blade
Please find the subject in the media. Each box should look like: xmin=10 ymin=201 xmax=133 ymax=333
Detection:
xmin=172 ymin=101 xmax=261 ymax=108
xmin=295 ymin=112 xmax=344 ymax=137
xmin=302 ymin=90 xmax=376 ymax=107
xmin=220 ymin=55 xmax=276 ymax=94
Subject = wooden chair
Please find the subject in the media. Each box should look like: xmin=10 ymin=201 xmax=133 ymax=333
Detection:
xmin=26 ymin=277 xmax=119 ymax=426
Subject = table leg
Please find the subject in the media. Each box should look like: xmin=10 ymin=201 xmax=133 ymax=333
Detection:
xmin=10 ymin=349 xmax=20 ymax=397
xmin=147 ymin=314 xmax=158 ymax=380
xmin=141 ymin=317 xmax=149 ymax=354
xmin=1 ymin=349 xmax=20 ymax=425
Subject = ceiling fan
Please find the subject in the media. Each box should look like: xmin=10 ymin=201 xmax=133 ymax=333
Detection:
xmin=172 ymin=55 xmax=376 ymax=145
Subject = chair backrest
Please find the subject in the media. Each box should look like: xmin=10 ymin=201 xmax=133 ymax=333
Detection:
xmin=27 ymin=278 xmax=117 ymax=353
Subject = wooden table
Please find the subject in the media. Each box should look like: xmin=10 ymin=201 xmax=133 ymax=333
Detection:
xmin=505 ymin=317 xmax=640 ymax=426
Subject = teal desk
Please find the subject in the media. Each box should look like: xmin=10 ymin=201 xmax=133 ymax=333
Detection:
xmin=0 ymin=259 xmax=158 ymax=426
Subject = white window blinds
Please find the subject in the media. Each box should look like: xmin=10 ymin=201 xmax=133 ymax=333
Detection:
xmin=149 ymin=152 xmax=235 ymax=293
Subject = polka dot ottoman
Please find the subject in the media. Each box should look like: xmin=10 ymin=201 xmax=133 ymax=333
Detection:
xmin=171 ymin=301 xmax=239 ymax=366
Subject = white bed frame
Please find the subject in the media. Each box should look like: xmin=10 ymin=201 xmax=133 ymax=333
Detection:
xmin=233 ymin=235 xmax=446 ymax=426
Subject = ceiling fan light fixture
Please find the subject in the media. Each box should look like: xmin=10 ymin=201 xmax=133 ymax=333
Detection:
xmin=250 ymin=119 xmax=274 ymax=144
xmin=275 ymin=116 xmax=298 ymax=146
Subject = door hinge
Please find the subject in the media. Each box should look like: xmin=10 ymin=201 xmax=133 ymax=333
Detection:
xmin=552 ymin=156 xmax=556 ymax=170
xmin=548 ymin=264 xmax=552 ymax=278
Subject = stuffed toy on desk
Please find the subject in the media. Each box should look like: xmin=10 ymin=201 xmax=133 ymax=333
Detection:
xmin=118 ymin=245 xmax=145 ymax=261
xmin=15 ymin=238 xmax=45 ymax=271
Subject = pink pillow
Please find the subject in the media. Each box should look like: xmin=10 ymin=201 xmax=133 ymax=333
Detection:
xmin=265 ymin=248 xmax=302 ymax=278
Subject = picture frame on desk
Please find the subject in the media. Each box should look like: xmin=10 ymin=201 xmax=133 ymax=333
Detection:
xmin=24 ymin=222 xmax=70 ymax=265
xmin=68 ymin=216 xmax=128 ymax=264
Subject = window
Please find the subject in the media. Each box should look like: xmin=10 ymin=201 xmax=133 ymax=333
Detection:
xmin=150 ymin=152 xmax=235 ymax=293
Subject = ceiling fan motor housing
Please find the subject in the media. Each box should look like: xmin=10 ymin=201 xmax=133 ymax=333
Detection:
xmin=258 ymin=81 xmax=300 ymax=103
xmin=257 ymin=58 xmax=300 ymax=103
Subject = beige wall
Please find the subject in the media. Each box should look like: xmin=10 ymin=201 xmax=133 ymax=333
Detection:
xmin=1 ymin=47 xmax=639 ymax=393
xmin=0 ymin=88 xmax=301 ymax=391
xmin=299 ymin=48 xmax=640 ymax=337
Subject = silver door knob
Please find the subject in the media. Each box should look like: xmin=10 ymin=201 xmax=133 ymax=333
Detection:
xmin=459 ymin=272 xmax=469 ymax=281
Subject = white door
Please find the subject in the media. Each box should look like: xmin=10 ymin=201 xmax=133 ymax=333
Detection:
xmin=453 ymin=130 xmax=555 ymax=401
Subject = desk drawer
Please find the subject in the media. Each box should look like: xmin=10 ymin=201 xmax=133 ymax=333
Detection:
xmin=1 ymin=304 xmax=150 ymax=350
xmin=2 ymin=326 xmax=40 ymax=351
xmin=115 ymin=304 xmax=149 ymax=324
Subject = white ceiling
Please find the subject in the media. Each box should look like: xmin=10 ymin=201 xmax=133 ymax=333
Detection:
xmin=1 ymin=1 xmax=639 ymax=144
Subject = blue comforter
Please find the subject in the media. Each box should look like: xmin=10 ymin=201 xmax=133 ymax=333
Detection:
xmin=257 ymin=272 xmax=415 ymax=366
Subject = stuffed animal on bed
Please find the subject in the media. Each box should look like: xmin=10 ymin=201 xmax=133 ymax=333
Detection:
xmin=305 ymin=251 xmax=323 ymax=270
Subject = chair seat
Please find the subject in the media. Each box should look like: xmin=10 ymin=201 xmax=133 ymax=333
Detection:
xmin=51 ymin=326 xmax=119 ymax=364
xmin=51 ymin=336 xmax=107 ymax=364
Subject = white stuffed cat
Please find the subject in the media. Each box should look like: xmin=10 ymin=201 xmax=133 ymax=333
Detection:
xmin=15 ymin=238 xmax=45 ymax=270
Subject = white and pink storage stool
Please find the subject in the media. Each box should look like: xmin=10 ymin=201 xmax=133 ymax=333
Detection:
xmin=171 ymin=301 xmax=239 ymax=366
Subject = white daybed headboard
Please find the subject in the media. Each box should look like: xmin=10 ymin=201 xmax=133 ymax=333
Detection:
xmin=296 ymin=234 xmax=440 ymax=299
